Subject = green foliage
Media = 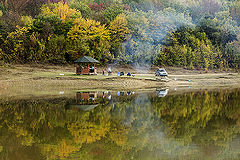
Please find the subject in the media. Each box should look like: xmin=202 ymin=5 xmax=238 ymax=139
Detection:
xmin=69 ymin=0 xmax=92 ymax=18
xmin=45 ymin=35 xmax=67 ymax=63
xmin=225 ymin=34 xmax=240 ymax=68
xmin=0 ymin=0 xmax=239 ymax=68
xmin=157 ymin=26 xmax=222 ymax=69
xmin=102 ymin=3 xmax=124 ymax=25
xmin=0 ymin=2 xmax=6 ymax=15
xmin=21 ymin=16 xmax=33 ymax=27
xmin=197 ymin=15 xmax=240 ymax=68
xmin=198 ymin=17 xmax=239 ymax=47
xmin=230 ymin=0 xmax=240 ymax=25
xmin=1 ymin=26 xmax=30 ymax=63
xmin=36 ymin=1 xmax=81 ymax=36
xmin=120 ymin=8 xmax=194 ymax=65
xmin=109 ymin=14 xmax=130 ymax=58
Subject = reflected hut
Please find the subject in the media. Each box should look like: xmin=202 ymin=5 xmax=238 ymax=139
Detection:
xmin=70 ymin=92 xmax=99 ymax=111
xmin=76 ymin=92 xmax=98 ymax=104
xmin=75 ymin=56 xmax=99 ymax=75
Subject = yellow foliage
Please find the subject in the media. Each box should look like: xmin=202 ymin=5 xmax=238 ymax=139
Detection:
xmin=21 ymin=16 xmax=33 ymax=26
xmin=68 ymin=18 xmax=110 ymax=41
xmin=41 ymin=1 xmax=81 ymax=22
xmin=41 ymin=139 xmax=79 ymax=159
xmin=21 ymin=134 xmax=34 ymax=146
xmin=237 ymin=119 xmax=240 ymax=126
xmin=30 ymin=120 xmax=37 ymax=129
xmin=5 ymin=26 xmax=29 ymax=55
xmin=109 ymin=14 xmax=130 ymax=43
xmin=7 ymin=26 xmax=29 ymax=39
xmin=15 ymin=126 xmax=28 ymax=137
xmin=109 ymin=126 xmax=129 ymax=146
xmin=68 ymin=121 xmax=110 ymax=145
xmin=57 ymin=140 xmax=79 ymax=158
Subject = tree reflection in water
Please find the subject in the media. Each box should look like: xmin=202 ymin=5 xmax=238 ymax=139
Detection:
xmin=0 ymin=89 xmax=239 ymax=160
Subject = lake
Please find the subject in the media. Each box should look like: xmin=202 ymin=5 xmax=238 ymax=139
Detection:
xmin=0 ymin=88 xmax=239 ymax=160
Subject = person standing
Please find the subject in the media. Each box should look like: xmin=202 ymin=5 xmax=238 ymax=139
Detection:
xmin=102 ymin=68 xmax=105 ymax=75
xmin=108 ymin=68 xmax=112 ymax=76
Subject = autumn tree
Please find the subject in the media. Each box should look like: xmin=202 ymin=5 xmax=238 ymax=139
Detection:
xmin=225 ymin=34 xmax=240 ymax=69
xmin=157 ymin=26 xmax=222 ymax=70
xmin=109 ymin=14 xmax=129 ymax=58
xmin=67 ymin=17 xmax=111 ymax=63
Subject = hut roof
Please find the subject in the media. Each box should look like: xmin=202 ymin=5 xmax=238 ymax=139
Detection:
xmin=75 ymin=56 xmax=99 ymax=63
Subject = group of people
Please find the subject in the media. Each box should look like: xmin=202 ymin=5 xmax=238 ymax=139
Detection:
xmin=102 ymin=68 xmax=134 ymax=77
xmin=102 ymin=68 xmax=112 ymax=76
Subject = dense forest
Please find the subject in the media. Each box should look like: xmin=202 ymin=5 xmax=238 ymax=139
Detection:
xmin=0 ymin=0 xmax=239 ymax=70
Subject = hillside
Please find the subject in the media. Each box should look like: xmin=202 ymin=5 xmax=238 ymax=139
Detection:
xmin=0 ymin=0 xmax=239 ymax=70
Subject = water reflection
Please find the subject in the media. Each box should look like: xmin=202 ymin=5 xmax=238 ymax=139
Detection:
xmin=0 ymin=89 xmax=239 ymax=160
xmin=69 ymin=92 xmax=99 ymax=111
xmin=156 ymin=88 xmax=169 ymax=97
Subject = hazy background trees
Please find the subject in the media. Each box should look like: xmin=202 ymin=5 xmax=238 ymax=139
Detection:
xmin=0 ymin=0 xmax=239 ymax=69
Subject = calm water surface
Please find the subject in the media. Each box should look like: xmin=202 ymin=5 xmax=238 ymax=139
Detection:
xmin=0 ymin=88 xmax=239 ymax=160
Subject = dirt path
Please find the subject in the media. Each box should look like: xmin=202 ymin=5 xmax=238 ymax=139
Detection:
xmin=0 ymin=64 xmax=239 ymax=97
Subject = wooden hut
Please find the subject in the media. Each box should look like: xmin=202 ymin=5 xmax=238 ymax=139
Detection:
xmin=75 ymin=56 xmax=99 ymax=75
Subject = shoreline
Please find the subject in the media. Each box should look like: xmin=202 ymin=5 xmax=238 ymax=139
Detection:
xmin=0 ymin=64 xmax=239 ymax=97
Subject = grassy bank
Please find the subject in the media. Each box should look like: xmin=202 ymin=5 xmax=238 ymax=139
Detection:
xmin=0 ymin=64 xmax=239 ymax=97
